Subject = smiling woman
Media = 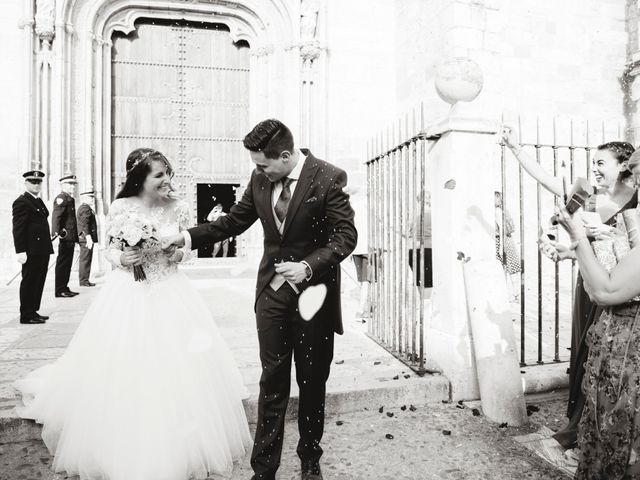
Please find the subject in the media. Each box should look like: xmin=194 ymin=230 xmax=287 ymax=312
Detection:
xmin=501 ymin=127 xmax=637 ymax=450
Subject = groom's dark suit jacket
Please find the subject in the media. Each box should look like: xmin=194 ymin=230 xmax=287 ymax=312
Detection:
xmin=188 ymin=150 xmax=357 ymax=334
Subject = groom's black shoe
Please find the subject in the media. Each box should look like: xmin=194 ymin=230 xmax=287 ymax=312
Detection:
xmin=35 ymin=312 xmax=49 ymax=320
xmin=20 ymin=315 xmax=45 ymax=324
xmin=301 ymin=461 xmax=323 ymax=480
xmin=55 ymin=291 xmax=75 ymax=298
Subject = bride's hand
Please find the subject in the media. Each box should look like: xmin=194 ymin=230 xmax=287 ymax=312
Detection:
xmin=121 ymin=247 xmax=142 ymax=266
xmin=162 ymin=244 xmax=177 ymax=256
xmin=169 ymin=249 xmax=184 ymax=263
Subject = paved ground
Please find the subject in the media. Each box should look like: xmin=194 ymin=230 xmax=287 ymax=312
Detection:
xmin=1 ymin=393 xmax=571 ymax=479
xmin=0 ymin=257 xmax=572 ymax=479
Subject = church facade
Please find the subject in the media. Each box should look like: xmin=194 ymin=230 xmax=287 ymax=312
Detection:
xmin=0 ymin=0 xmax=636 ymax=280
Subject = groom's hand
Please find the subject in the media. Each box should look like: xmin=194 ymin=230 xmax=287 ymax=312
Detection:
xmin=161 ymin=233 xmax=185 ymax=250
xmin=275 ymin=262 xmax=308 ymax=284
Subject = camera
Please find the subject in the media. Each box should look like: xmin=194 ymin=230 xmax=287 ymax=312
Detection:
xmin=549 ymin=177 xmax=592 ymax=226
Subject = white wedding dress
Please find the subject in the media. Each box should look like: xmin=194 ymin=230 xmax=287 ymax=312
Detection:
xmin=16 ymin=197 xmax=251 ymax=480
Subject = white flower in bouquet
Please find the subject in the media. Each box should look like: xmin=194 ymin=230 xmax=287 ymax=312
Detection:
xmin=122 ymin=224 xmax=144 ymax=246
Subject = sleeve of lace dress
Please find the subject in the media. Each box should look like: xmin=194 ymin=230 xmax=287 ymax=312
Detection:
xmin=105 ymin=199 xmax=125 ymax=267
xmin=175 ymin=200 xmax=195 ymax=263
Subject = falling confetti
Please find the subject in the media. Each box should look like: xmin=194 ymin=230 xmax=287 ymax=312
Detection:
xmin=444 ymin=179 xmax=456 ymax=190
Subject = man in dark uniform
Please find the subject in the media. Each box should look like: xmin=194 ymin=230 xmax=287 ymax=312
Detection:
xmin=52 ymin=174 xmax=79 ymax=298
xmin=76 ymin=189 xmax=98 ymax=287
xmin=12 ymin=170 xmax=53 ymax=324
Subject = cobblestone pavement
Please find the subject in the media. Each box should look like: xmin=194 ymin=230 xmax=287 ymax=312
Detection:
xmin=1 ymin=394 xmax=570 ymax=480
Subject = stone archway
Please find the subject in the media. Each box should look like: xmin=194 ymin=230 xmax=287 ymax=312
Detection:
xmin=29 ymin=0 xmax=327 ymax=228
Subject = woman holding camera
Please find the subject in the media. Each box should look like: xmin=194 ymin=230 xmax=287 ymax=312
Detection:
xmin=501 ymin=129 xmax=636 ymax=450
xmin=554 ymin=149 xmax=640 ymax=478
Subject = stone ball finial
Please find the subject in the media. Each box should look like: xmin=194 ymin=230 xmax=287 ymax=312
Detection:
xmin=434 ymin=57 xmax=484 ymax=105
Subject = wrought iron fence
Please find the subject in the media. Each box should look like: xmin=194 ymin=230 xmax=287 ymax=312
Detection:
xmin=365 ymin=110 xmax=437 ymax=375
xmin=499 ymin=117 xmax=625 ymax=366
xmin=365 ymin=112 xmax=625 ymax=371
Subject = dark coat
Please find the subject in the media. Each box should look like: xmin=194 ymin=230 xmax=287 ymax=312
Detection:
xmin=51 ymin=192 xmax=78 ymax=242
xmin=188 ymin=151 xmax=358 ymax=334
xmin=76 ymin=203 xmax=98 ymax=243
xmin=12 ymin=193 xmax=54 ymax=255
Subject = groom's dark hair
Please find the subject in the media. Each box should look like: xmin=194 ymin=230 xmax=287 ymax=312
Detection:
xmin=243 ymin=119 xmax=294 ymax=159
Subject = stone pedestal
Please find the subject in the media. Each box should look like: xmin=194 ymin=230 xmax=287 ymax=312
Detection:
xmin=425 ymin=63 xmax=527 ymax=423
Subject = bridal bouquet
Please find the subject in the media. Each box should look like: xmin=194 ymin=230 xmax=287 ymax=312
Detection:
xmin=107 ymin=217 xmax=158 ymax=281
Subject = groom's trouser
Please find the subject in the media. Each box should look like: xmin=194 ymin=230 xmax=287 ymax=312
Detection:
xmin=251 ymin=283 xmax=335 ymax=480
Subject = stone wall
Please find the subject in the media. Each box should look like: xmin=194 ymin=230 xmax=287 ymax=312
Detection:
xmin=325 ymin=0 xmax=396 ymax=175
xmin=394 ymin=0 xmax=629 ymax=131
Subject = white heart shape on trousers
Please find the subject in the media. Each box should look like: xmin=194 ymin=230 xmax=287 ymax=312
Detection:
xmin=298 ymin=284 xmax=327 ymax=321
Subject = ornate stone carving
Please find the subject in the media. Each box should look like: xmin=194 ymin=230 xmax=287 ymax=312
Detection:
xmin=250 ymin=45 xmax=274 ymax=57
xmin=35 ymin=0 xmax=56 ymax=41
xmin=300 ymin=0 xmax=319 ymax=40
xmin=300 ymin=40 xmax=322 ymax=63
xmin=299 ymin=0 xmax=323 ymax=63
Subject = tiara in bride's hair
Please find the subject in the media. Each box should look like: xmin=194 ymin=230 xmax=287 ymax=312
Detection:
xmin=126 ymin=150 xmax=156 ymax=174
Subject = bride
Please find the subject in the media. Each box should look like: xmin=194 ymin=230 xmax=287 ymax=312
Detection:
xmin=15 ymin=148 xmax=251 ymax=480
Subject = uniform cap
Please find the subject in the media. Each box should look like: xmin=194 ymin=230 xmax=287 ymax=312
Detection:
xmin=59 ymin=174 xmax=77 ymax=184
xmin=22 ymin=170 xmax=45 ymax=180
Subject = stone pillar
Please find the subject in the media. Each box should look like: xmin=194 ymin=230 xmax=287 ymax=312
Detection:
xmin=426 ymin=58 xmax=527 ymax=425
xmin=34 ymin=0 xmax=56 ymax=180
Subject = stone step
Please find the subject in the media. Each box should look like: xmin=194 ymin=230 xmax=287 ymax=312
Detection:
xmin=0 ymin=374 xmax=449 ymax=444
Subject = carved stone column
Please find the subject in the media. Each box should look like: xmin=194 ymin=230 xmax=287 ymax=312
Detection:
xmin=34 ymin=0 xmax=56 ymax=178
xmin=298 ymin=0 xmax=326 ymax=152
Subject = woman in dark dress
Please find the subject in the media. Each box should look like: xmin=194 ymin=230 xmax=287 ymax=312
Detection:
xmin=554 ymin=149 xmax=640 ymax=477
xmin=501 ymin=129 xmax=636 ymax=449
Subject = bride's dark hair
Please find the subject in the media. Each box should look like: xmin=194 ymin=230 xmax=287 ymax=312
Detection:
xmin=115 ymin=148 xmax=174 ymax=199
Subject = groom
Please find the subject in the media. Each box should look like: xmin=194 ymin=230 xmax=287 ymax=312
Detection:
xmin=164 ymin=119 xmax=357 ymax=480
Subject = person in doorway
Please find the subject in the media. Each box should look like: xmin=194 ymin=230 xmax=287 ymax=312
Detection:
xmin=77 ymin=189 xmax=98 ymax=287
xmin=162 ymin=118 xmax=358 ymax=480
xmin=501 ymin=127 xmax=636 ymax=451
xmin=206 ymin=203 xmax=230 ymax=257
xmin=52 ymin=174 xmax=79 ymax=298
xmin=12 ymin=170 xmax=53 ymax=324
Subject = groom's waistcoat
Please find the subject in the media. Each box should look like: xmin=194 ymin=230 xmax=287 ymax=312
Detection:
xmin=188 ymin=151 xmax=358 ymax=334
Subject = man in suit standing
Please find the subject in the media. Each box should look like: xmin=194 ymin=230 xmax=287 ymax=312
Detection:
xmin=76 ymin=189 xmax=98 ymax=287
xmin=52 ymin=174 xmax=79 ymax=298
xmin=163 ymin=119 xmax=357 ymax=480
xmin=12 ymin=170 xmax=54 ymax=324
